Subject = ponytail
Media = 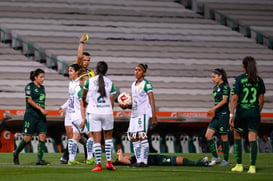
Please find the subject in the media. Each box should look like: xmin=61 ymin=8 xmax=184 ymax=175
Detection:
xmin=96 ymin=61 xmax=108 ymax=98
xmin=243 ymin=56 xmax=258 ymax=84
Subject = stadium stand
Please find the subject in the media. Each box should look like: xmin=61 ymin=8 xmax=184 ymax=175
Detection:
xmin=181 ymin=0 xmax=273 ymax=49
xmin=1 ymin=0 xmax=273 ymax=153
xmin=1 ymin=0 xmax=273 ymax=113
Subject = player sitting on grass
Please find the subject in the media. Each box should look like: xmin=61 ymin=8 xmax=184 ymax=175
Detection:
xmin=114 ymin=149 xmax=215 ymax=167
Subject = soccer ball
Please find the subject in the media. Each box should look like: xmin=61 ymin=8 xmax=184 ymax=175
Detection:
xmin=117 ymin=92 xmax=132 ymax=106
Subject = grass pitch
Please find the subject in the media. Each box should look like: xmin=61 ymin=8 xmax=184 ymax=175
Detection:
xmin=0 ymin=152 xmax=272 ymax=181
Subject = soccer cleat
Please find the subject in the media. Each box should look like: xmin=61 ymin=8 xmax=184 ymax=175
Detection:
xmin=247 ymin=165 xmax=256 ymax=174
xmin=140 ymin=162 xmax=149 ymax=167
xmin=86 ymin=158 xmax=96 ymax=165
xmin=36 ymin=160 xmax=49 ymax=165
xmin=68 ymin=160 xmax=81 ymax=165
xmin=129 ymin=162 xmax=141 ymax=168
xmin=211 ymin=157 xmax=221 ymax=163
xmin=231 ymin=164 xmax=243 ymax=172
xmin=13 ymin=151 xmax=19 ymax=165
xmin=91 ymin=164 xmax=102 ymax=171
xmin=198 ymin=157 xmax=210 ymax=166
xmin=60 ymin=156 xmax=68 ymax=164
xmin=106 ymin=161 xmax=117 ymax=170
xmin=220 ymin=160 xmax=229 ymax=166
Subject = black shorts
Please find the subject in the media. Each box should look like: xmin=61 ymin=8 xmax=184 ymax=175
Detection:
xmin=234 ymin=107 xmax=261 ymax=133
xmin=23 ymin=111 xmax=47 ymax=135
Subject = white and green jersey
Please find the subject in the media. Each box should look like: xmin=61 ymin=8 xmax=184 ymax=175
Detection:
xmin=61 ymin=78 xmax=82 ymax=114
xmin=84 ymin=75 xmax=116 ymax=114
xmin=131 ymin=78 xmax=153 ymax=118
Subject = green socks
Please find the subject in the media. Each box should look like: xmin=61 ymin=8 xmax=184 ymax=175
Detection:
xmin=207 ymin=139 xmax=218 ymax=158
xmin=15 ymin=140 xmax=27 ymax=155
xmin=249 ymin=141 xmax=257 ymax=165
xmin=234 ymin=139 xmax=242 ymax=164
xmin=37 ymin=141 xmax=45 ymax=161
xmin=222 ymin=141 xmax=230 ymax=161
xmin=182 ymin=158 xmax=198 ymax=166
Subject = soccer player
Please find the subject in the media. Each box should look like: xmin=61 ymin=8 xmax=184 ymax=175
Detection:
xmin=114 ymin=149 xmax=213 ymax=167
xmin=229 ymin=56 xmax=266 ymax=174
xmin=81 ymin=61 xmax=117 ymax=171
xmin=119 ymin=64 xmax=157 ymax=167
xmin=59 ymin=34 xmax=95 ymax=164
xmin=13 ymin=69 xmax=49 ymax=165
xmin=59 ymin=64 xmax=87 ymax=165
xmin=205 ymin=68 xmax=230 ymax=166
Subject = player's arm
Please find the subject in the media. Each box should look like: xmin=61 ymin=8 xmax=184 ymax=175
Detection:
xmin=27 ymin=97 xmax=48 ymax=115
xmin=229 ymin=94 xmax=238 ymax=128
xmin=259 ymin=94 xmax=265 ymax=111
xmin=207 ymin=96 xmax=228 ymax=115
xmin=148 ymin=91 xmax=157 ymax=125
xmin=75 ymin=34 xmax=87 ymax=65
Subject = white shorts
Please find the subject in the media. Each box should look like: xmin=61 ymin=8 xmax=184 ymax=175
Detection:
xmin=71 ymin=118 xmax=87 ymax=134
xmin=128 ymin=114 xmax=150 ymax=133
xmin=87 ymin=113 xmax=114 ymax=132
xmin=64 ymin=112 xmax=72 ymax=126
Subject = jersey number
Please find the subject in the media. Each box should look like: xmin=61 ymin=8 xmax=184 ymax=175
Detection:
xmin=97 ymin=96 xmax=106 ymax=103
xmin=242 ymin=87 xmax=257 ymax=104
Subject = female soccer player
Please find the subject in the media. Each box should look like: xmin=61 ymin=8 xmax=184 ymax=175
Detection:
xmin=205 ymin=68 xmax=230 ymax=166
xmin=114 ymin=149 xmax=213 ymax=167
xmin=13 ymin=69 xmax=48 ymax=165
xmin=120 ymin=64 xmax=157 ymax=167
xmin=59 ymin=64 xmax=87 ymax=165
xmin=81 ymin=61 xmax=117 ymax=171
xmin=229 ymin=56 xmax=266 ymax=174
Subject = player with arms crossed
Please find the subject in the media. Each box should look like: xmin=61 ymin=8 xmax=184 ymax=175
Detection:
xmin=120 ymin=64 xmax=157 ymax=167
xmin=82 ymin=61 xmax=117 ymax=171
xmin=13 ymin=69 xmax=48 ymax=165
xmin=229 ymin=56 xmax=266 ymax=174
xmin=205 ymin=68 xmax=230 ymax=166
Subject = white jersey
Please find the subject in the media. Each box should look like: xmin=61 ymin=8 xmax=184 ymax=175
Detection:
xmin=61 ymin=78 xmax=82 ymax=114
xmin=131 ymin=78 xmax=153 ymax=118
xmin=84 ymin=75 xmax=116 ymax=114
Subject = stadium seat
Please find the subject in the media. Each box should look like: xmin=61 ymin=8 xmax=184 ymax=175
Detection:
xmin=45 ymin=137 xmax=59 ymax=153
xmin=151 ymin=133 xmax=164 ymax=153
xmin=120 ymin=133 xmax=133 ymax=153
xmin=179 ymin=135 xmax=190 ymax=153
xmin=165 ymin=134 xmax=179 ymax=153
xmin=192 ymin=136 xmax=202 ymax=153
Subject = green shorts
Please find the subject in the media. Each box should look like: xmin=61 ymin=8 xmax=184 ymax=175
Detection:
xmin=148 ymin=155 xmax=177 ymax=166
xmin=23 ymin=111 xmax=47 ymax=135
xmin=234 ymin=107 xmax=261 ymax=133
xmin=208 ymin=112 xmax=229 ymax=134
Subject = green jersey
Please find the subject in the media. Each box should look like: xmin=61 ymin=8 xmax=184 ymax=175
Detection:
xmin=231 ymin=73 xmax=266 ymax=110
xmin=25 ymin=82 xmax=46 ymax=117
xmin=213 ymin=82 xmax=230 ymax=114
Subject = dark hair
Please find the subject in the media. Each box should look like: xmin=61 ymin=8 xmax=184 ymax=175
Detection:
xmin=83 ymin=52 xmax=90 ymax=57
xmin=138 ymin=64 xmax=148 ymax=72
xmin=243 ymin=56 xmax=258 ymax=84
xmin=70 ymin=63 xmax=85 ymax=76
xmin=30 ymin=69 xmax=45 ymax=81
xmin=96 ymin=61 xmax=108 ymax=98
xmin=212 ymin=68 xmax=228 ymax=84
